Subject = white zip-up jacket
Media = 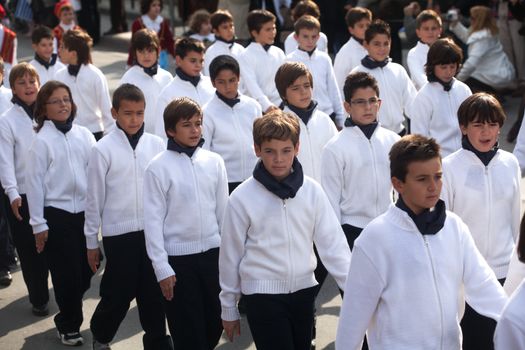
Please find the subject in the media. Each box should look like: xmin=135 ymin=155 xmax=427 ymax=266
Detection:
xmin=283 ymin=31 xmax=328 ymax=54
xmin=321 ymin=125 xmax=399 ymax=228
xmin=0 ymin=85 xmax=12 ymax=115
xmin=219 ymin=176 xmax=351 ymax=321
xmin=351 ymin=62 xmax=417 ymax=133
xmin=406 ymin=41 xmax=429 ymax=90
xmin=25 ymin=121 xmax=95 ymax=234
xmin=84 ymin=128 xmax=165 ymax=249
xmin=144 ymin=147 xmax=229 ymax=282
xmin=513 ymin=111 xmax=525 ymax=174
xmin=336 ymin=205 xmax=508 ymax=350
xmin=29 ymin=58 xmax=65 ymax=86
xmin=286 ymin=49 xmax=345 ymax=127
xmin=495 ymin=280 xmax=525 ymax=349
xmin=408 ymin=79 xmax=472 ymax=157
xmin=203 ymin=40 xmax=245 ymax=76
xmin=333 ymin=37 xmax=368 ymax=94
xmin=441 ymin=148 xmax=520 ymax=279
xmin=202 ymin=93 xmax=262 ymax=183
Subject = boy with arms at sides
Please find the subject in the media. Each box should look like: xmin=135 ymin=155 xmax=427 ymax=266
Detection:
xmin=335 ymin=134 xmax=508 ymax=350
xmin=239 ymin=9 xmax=285 ymax=113
xmin=283 ymin=0 xmax=328 ymax=54
xmin=286 ymin=15 xmax=345 ymax=129
xmin=352 ymin=20 xmax=417 ymax=135
xmin=29 ymin=26 xmax=65 ymax=86
xmin=85 ymin=84 xmax=172 ymax=350
xmin=220 ymin=111 xmax=351 ymax=349
xmin=52 ymin=0 xmax=82 ymax=54
xmin=0 ymin=58 xmax=13 ymax=114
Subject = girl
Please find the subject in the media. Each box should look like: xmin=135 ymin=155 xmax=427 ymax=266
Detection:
xmin=25 ymin=80 xmax=96 ymax=346
xmin=188 ymin=9 xmax=215 ymax=47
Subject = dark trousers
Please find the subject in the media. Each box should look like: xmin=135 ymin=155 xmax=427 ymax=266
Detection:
xmin=245 ymin=286 xmax=317 ymax=350
xmin=0 ymin=191 xmax=16 ymax=271
xmin=166 ymin=248 xmax=222 ymax=350
xmin=91 ymin=231 xmax=170 ymax=349
xmin=6 ymin=194 xmax=49 ymax=306
xmin=44 ymin=207 xmax=92 ymax=333
xmin=464 ymin=77 xmax=498 ymax=96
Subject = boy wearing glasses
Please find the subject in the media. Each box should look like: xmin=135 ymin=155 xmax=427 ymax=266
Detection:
xmin=321 ymin=72 xmax=400 ymax=250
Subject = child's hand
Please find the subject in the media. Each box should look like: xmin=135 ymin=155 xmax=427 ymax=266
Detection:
xmin=87 ymin=248 xmax=101 ymax=273
xmin=159 ymin=275 xmax=177 ymax=301
xmin=35 ymin=230 xmax=48 ymax=253
xmin=222 ymin=319 xmax=240 ymax=342
xmin=11 ymin=197 xmax=22 ymax=221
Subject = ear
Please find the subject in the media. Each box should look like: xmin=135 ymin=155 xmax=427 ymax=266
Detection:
xmin=175 ymin=55 xmax=182 ymax=66
xmin=294 ymin=141 xmax=300 ymax=156
xmin=31 ymin=44 xmax=37 ymax=51
xmin=343 ymin=100 xmax=352 ymax=114
xmin=293 ymin=33 xmax=299 ymax=40
xmin=391 ymin=176 xmax=404 ymax=194
xmin=111 ymin=107 xmax=118 ymax=120
xmin=167 ymin=128 xmax=176 ymax=139
xmin=254 ymin=143 xmax=261 ymax=157
xmin=460 ymin=124 xmax=468 ymax=135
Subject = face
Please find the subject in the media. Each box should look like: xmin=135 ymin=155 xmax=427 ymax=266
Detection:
xmin=167 ymin=113 xmax=202 ymax=147
xmin=392 ymin=157 xmax=442 ymax=215
xmin=461 ymin=120 xmax=500 ymax=152
xmin=416 ymin=19 xmax=442 ymax=45
xmin=349 ymin=18 xmax=371 ymax=40
xmin=344 ymin=87 xmax=380 ymax=126
xmin=33 ymin=38 xmax=54 ymax=61
xmin=200 ymin=20 xmax=212 ymax=35
xmin=59 ymin=44 xmax=77 ymax=65
xmin=60 ymin=8 xmax=75 ymax=25
xmin=213 ymin=69 xmax=239 ymax=99
xmin=434 ymin=63 xmax=457 ymax=83
xmin=176 ymin=51 xmax=204 ymax=77
xmin=294 ymin=28 xmax=320 ymax=52
xmin=364 ymin=33 xmax=391 ymax=62
xmin=136 ymin=47 xmax=158 ymax=68
xmin=252 ymin=21 xmax=276 ymax=46
xmin=285 ymin=75 xmax=312 ymax=109
xmin=214 ymin=21 xmax=235 ymax=41
xmin=12 ymin=72 xmax=39 ymax=105
xmin=112 ymin=99 xmax=145 ymax=135
xmin=45 ymin=88 xmax=72 ymax=123
xmin=148 ymin=0 xmax=161 ymax=18
xmin=255 ymin=138 xmax=299 ymax=182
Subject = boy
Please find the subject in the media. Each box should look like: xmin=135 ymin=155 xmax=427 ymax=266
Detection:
xmin=0 ymin=5 xmax=17 ymax=88
xmin=239 ymin=9 xmax=285 ymax=113
xmin=321 ymin=71 xmax=399 ymax=250
xmin=85 ymin=84 xmax=172 ymax=350
xmin=219 ymin=110 xmax=351 ymax=349
xmin=286 ymin=15 xmax=345 ymax=128
xmin=203 ymin=55 xmax=262 ymax=193
xmin=352 ymin=20 xmax=417 ymax=135
xmin=29 ymin=26 xmax=65 ymax=85
xmin=283 ymin=0 xmax=328 ymax=54
xmin=333 ymin=7 xmax=372 ymax=94
xmin=52 ymin=0 xmax=82 ymax=53
xmin=335 ymin=134 xmax=508 ymax=350
xmin=144 ymin=97 xmax=228 ymax=349
xmin=154 ymin=38 xmax=214 ymax=138
xmin=407 ymin=10 xmax=442 ymax=90
xmin=55 ymin=29 xmax=114 ymax=140
xmin=120 ymin=29 xmax=173 ymax=135
xmin=203 ymin=10 xmax=245 ymax=76
xmin=0 ymin=57 xmax=12 ymax=114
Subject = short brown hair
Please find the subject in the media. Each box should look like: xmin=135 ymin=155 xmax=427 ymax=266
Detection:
xmin=247 ymin=9 xmax=275 ymax=35
xmin=0 ymin=57 xmax=4 ymax=75
xmin=253 ymin=110 xmax=300 ymax=147
xmin=345 ymin=7 xmax=372 ymax=28
xmin=365 ymin=19 xmax=390 ymax=43
xmin=390 ymin=134 xmax=441 ymax=182
xmin=415 ymin=9 xmax=442 ymax=29
xmin=175 ymin=37 xmax=205 ymax=58
xmin=294 ymin=15 xmax=320 ymax=34
xmin=457 ymin=93 xmax=506 ymax=128
xmin=112 ymin=83 xmax=145 ymax=110
xmin=62 ymin=29 xmax=93 ymax=64
xmin=291 ymin=0 xmax=320 ymax=21
xmin=210 ymin=9 xmax=233 ymax=30
xmin=34 ymin=80 xmax=77 ymax=132
xmin=343 ymin=71 xmax=379 ymax=102
xmin=31 ymin=25 xmax=54 ymax=44
xmin=189 ymin=9 xmax=211 ymax=34
xmin=275 ymin=62 xmax=313 ymax=102
xmin=9 ymin=62 xmax=40 ymax=89
xmin=131 ymin=29 xmax=160 ymax=60
xmin=425 ymin=38 xmax=463 ymax=78
xmin=163 ymin=97 xmax=202 ymax=137
xmin=140 ymin=0 xmax=163 ymax=15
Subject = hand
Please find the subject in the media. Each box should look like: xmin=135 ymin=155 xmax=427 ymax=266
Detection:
xmin=11 ymin=197 xmax=22 ymax=221
xmin=222 ymin=319 xmax=240 ymax=342
xmin=264 ymin=105 xmax=280 ymax=114
xmin=87 ymin=248 xmax=101 ymax=273
xmin=35 ymin=230 xmax=48 ymax=253
xmin=159 ymin=275 xmax=177 ymax=301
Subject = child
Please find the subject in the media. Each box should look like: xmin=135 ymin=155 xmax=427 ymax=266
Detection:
xmin=441 ymin=93 xmax=520 ymax=350
xmin=0 ymin=57 xmax=12 ymax=114
xmin=55 ymin=29 xmax=114 ymax=140
xmin=406 ymin=10 xmax=442 ymax=90
xmin=120 ymin=29 xmax=173 ymax=134
xmin=219 ymin=110 xmax=351 ymax=349
xmin=154 ymin=38 xmax=214 ymax=138
xmin=286 ymin=15 xmax=345 ymax=128
xmin=144 ymin=97 xmax=228 ymax=349
xmin=85 ymin=84 xmax=172 ymax=350
xmin=52 ymin=0 xmax=82 ymax=54
xmin=203 ymin=55 xmax=262 ymax=193
xmin=188 ymin=9 xmax=215 ymax=46
xmin=333 ymin=7 xmax=372 ymax=94
xmin=29 ymin=26 xmax=65 ymax=86
xmin=203 ymin=9 xmax=245 ymax=77
xmin=239 ymin=9 xmax=285 ymax=113
xmin=352 ymin=19 xmax=417 ymax=135
xmin=335 ymin=134 xmax=508 ymax=350
xmin=0 ymin=63 xmax=49 ymax=317
xmin=25 ymin=80 xmax=95 ymax=346
xmin=128 ymin=0 xmax=176 ymax=70
xmin=0 ymin=5 xmax=17 ymax=88
xmin=283 ymin=1 xmax=328 ymax=54
xmin=408 ymin=38 xmax=472 ymax=157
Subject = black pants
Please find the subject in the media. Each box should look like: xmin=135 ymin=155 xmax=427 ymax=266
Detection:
xmin=6 ymin=194 xmax=49 ymax=306
xmin=91 ymin=231 xmax=170 ymax=349
xmin=0 ymin=191 xmax=16 ymax=271
xmin=166 ymin=248 xmax=222 ymax=350
xmin=464 ymin=77 xmax=498 ymax=96
xmin=44 ymin=207 xmax=92 ymax=333
xmin=245 ymin=286 xmax=317 ymax=350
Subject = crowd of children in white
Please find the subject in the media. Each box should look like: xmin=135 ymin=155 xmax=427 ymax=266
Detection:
xmin=2 ymin=0 xmax=525 ymax=349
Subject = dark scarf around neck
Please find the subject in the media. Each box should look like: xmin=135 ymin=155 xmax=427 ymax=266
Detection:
xmin=167 ymin=137 xmax=204 ymax=158
xmin=117 ymin=122 xmax=145 ymax=150
xmin=287 ymin=101 xmax=317 ymax=126
xmin=344 ymin=117 xmax=378 ymax=139
xmin=262 ymin=43 xmax=272 ymax=51
xmin=253 ymin=157 xmax=304 ymax=200
xmin=34 ymin=53 xmax=58 ymax=70
xmin=176 ymin=67 xmax=201 ymax=87
xmin=361 ymin=55 xmax=390 ymax=69
xmin=11 ymin=95 xmax=35 ymax=120
xmin=67 ymin=63 xmax=81 ymax=77
xmin=137 ymin=61 xmax=158 ymax=77
xmin=299 ymin=46 xmax=316 ymax=57
xmin=216 ymin=91 xmax=240 ymax=108
xmin=462 ymin=135 xmax=498 ymax=166
xmin=352 ymin=35 xmax=364 ymax=46
xmin=427 ymin=72 xmax=454 ymax=92
xmin=52 ymin=115 xmax=74 ymax=134
xmin=215 ymin=35 xmax=236 ymax=48
xmin=396 ymin=196 xmax=446 ymax=235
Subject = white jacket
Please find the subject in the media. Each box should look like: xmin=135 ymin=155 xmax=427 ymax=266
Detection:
xmin=333 ymin=37 xmax=368 ymax=94
xmin=321 ymin=125 xmax=399 ymax=228
xmin=84 ymin=128 xmax=165 ymax=249
xmin=336 ymin=205 xmax=508 ymax=350
xmin=0 ymin=85 xmax=12 ymax=115
xmin=442 ymin=148 xmax=521 ymax=279
xmin=119 ymin=65 xmax=173 ymax=134
xmin=283 ymin=31 xmax=329 ymax=55
xmin=408 ymin=79 xmax=472 ymax=157
xmin=203 ymin=40 xmax=245 ymax=76
xmin=219 ymin=176 xmax=351 ymax=321
xmin=202 ymin=93 xmax=262 ymax=183
xmin=26 ymin=121 xmax=95 ymax=234
xmin=504 ymin=248 xmax=525 ymax=295
xmin=29 ymin=58 xmax=65 ymax=86
xmin=495 ymin=280 xmax=525 ymax=349
xmin=512 ymin=111 xmax=525 ymax=174
xmin=406 ymin=41 xmax=429 ymax=90
xmin=144 ymin=147 xmax=229 ymax=282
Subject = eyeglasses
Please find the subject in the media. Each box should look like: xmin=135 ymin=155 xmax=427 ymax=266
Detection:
xmin=46 ymin=98 xmax=71 ymax=105
xmin=350 ymin=97 xmax=380 ymax=108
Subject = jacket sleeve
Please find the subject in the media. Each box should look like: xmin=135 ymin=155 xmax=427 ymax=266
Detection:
xmin=84 ymin=147 xmax=108 ymax=249
xmin=0 ymin=117 xmax=20 ymax=203
xmin=504 ymin=249 xmax=525 ymax=295
xmin=326 ymin=58 xmax=345 ymax=128
xmin=96 ymin=70 xmax=116 ymax=134
xmin=239 ymin=52 xmax=273 ymax=112
xmin=512 ymin=111 xmax=525 ymax=174
xmin=401 ymin=68 xmax=418 ymax=113
xmin=494 ymin=312 xmax=525 ymax=350
xmin=450 ymin=21 xmax=470 ymax=44
xmin=321 ymin=146 xmax=344 ymax=223
xmin=456 ymin=34 xmax=486 ymax=81
xmin=215 ymin=157 xmax=229 ymax=229
xmin=202 ymin=107 xmax=214 ymax=151
xmin=407 ymin=50 xmax=427 ymax=90
xmin=408 ymin=88 xmax=433 ymax=136
xmin=333 ymin=48 xmax=350 ymax=94
xmin=155 ymin=90 xmax=170 ymax=139
xmin=440 ymin=162 xmax=455 ymax=211
xmin=25 ymin=138 xmax=49 ymax=234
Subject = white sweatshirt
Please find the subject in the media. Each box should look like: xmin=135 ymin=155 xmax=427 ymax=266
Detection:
xmin=495 ymin=279 xmax=525 ymax=349
xmin=29 ymin=58 xmax=65 ymax=86
xmin=0 ymin=85 xmax=12 ymax=115
xmin=283 ymin=31 xmax=329 ymax=55
xmin=202 ymin=93 xmax=262 ymax=183
xmin=25 ymin=121 xmax=95 ymax=234
xmin=504 ymin=249 xmax=525 ymax=295
xmin=84 ymin=128 xmax=165 ymax=249
xmin=321 ymin=125 xmax=399 ymax=228
xmin=336 ymin=205 xmax=508 ymax=350
xmin=441 ymin=148 xmax=521 ymax=279
xmin=203 ymin=40 xmax=245 ymax=76
xmin=406 ymin=41 xmax=429 ymax=90
xmin=143 ymin=147 xmax=229 ymax=282
xmin=333 ymin=37 xmax=368 ymax=94
xmin=219 ymin=176 xmax=351 ymax=321
xmin=512 ymin=111 xmax=525 ymax=174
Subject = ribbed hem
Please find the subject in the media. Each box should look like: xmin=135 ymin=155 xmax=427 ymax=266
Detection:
xmin=102 ymin=219 xmax=143 ymax=236
xmin=85 ymin=235 xmax=99 ymax=250
xmin=342 ymin=215 xmax=372 ymax=229
xmin=221 ymin=306 xmax=240 ymax=321
xmin=241 ymin=274 xmax=317 ymax=295
xmin=493 ymin=263 xmax=511 ymax=280
xmin=164 ymin=235 xmax=220 ymax=256
xmin=32 ymin=222 xmax=49 ymax=234
xmin=7 ymin=189 xmax=20 ymax=204
xmin=153 ymin=262 xmax=176 ymax=282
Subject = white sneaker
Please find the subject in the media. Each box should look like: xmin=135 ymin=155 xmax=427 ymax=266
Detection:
xmin=92 ymin=340 xmax=111 ymax=350
xmin=57 ymin=331 xmax=84 ymax=346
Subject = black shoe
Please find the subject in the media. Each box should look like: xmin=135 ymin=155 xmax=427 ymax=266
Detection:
xmin=32 ymin=303 xmax=49 ymax=316
xmin=0 ymin=270 xmax=12 ymax=286
xmin=58 ymin=331 xmax=83 ymax=346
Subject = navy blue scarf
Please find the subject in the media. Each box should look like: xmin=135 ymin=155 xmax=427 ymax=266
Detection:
xmin=11 ymin=95 xmax=35 ymax=120
xmin=176 ymin=68 xmax=201 ymax=87
xmin=53 ymin=115 xmax=74 ymax=134
xmin=167 ymin=137 xmax=204 ymax=158
xmin=215 ymin=35 xmax=236 ymax=48
xmin=396 ymin=196 xmax=446 ymax=235
xmin=137 ymin=61 xmax=158 ymax=77
xmin=462 ymin=135 xmax=498 ymax=166
xmin=216 ymin=91 xmax=240 ymax=108
xmin=361 ymin=55 xmax=390 ymax=69
xmin=253 ymin=157 xmax=304 ymax=199
xmin=344 ymin=117 xmax=378 ymax=140
xmin=67 ymin=64 xmax=81 ymax=77
xmin=117 ymin=122 xmax=145 ymax=150
xmin=287 ymin=101 xmax=317 ymax=126
xmin=428 ymin=72 xmax=454 ymax=92
xmin=34 ymin=53 xmax=58 ymax=70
